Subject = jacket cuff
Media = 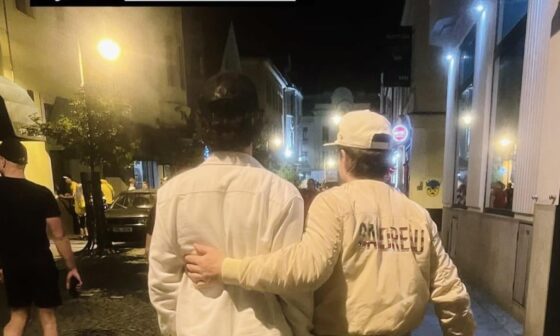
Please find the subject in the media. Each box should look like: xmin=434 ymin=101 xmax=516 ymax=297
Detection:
xmin=221 ymin=258 xmax=243 ymax=285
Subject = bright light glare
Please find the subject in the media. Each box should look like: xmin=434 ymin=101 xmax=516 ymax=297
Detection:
xmin=271 ymin=136 xmax=282 ymax=148
xmin=284 ymin=148 xmax=293 ymax=158
xmin=97 ymin=39 xmax=121 ymax=61
xmin=326 ymin=158 xmax=336 ymax=169
xmin=331 ymin=114 xmax=342 ymax=126
xmin=462 ymin=114 xmax=473 ymax=126
xmin=499 ymin=138 xmax=512 ymax=147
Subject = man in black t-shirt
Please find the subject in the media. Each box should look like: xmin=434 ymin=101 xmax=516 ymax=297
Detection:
xmin=0 ymin=138 xmax=82 ymax=336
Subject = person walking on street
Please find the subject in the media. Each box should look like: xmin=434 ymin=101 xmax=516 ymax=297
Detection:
xmin=0 ymin=138 xmax=83 ymax=336
xmin=185 ymin=111 xmax=476 ymax=336
xmin=148 ymin=72 xmax=312 ymax=336
xmin=74 ymin=183 xmax=87 ymax=240
xmin=128 ymin=178 xmax=136 ymax=191
xmin=60 ymin=176 xmax=80 ymax=234
xmin=300 ymin=178 xmax=318 ymax=219
xmin=100 ymin=178 xmax=115 ymax=208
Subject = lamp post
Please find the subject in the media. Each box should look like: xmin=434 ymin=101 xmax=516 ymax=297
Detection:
xmin=78 ymin=37 xmax=121 ymax=89
xmin=76 ymin=37 xmax=121 ymax=253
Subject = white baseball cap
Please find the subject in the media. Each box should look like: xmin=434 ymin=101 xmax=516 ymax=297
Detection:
xmin=324 ymin=110 xmax=392 ymax=150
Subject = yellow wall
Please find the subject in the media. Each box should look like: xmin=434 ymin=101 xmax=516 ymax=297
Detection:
xmin=0 ymin=7 xmax=187 ymax=126
xmin=408 ymin=114 xmax=445 ymax=209
xmin=22 ymin=141 xmax=54 ymax=192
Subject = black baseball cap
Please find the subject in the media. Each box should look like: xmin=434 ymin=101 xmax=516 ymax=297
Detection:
xmin=0 ymin=138 xmax=28 ymax=165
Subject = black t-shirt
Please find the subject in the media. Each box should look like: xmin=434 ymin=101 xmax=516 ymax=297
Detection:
xmin=0 ymin=177 xmax=61 ymax=268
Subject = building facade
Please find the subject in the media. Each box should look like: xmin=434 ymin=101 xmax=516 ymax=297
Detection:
xmin=429 ymin=0 xmax=560 ymax=334
xmin=299 ymin=88 xmax=371 ymax=182
xmin=0 ymin=5 xmax=187 ymax=189
xmin=241 ymin=58 xmax=303 ymax=169
xmin=399 ymin=0 xmax=448 ymax=228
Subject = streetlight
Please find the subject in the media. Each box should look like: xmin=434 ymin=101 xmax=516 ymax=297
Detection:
xmin=474 ymin=3 xmax=485 ymax=13
xmin=284 ymin=148 xmax=293 ymax=159
xmin=461 ymin=114 xmax=473 ymax=126
xmin=97 ymin=38 xmax=121 ymax=61
xmin=326 ymin=157 xmax=336 ymax=169
xmin=78 ymin=38 xmax=121 ymax=88
xmin=331 ymin=114 xmax=342 ymax=126
xmin=499 ymin=137 xmax=512 ymax=147
xmin=271 ymin=135 xmax=282 ymax=149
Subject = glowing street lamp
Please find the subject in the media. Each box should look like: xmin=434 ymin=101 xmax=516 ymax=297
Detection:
xmin=475 ymin=3 xmax=485 ymax=13
xmin=331 ymin=114 xmax=342 ymax=126
xmin=461 ymin=114 xmax=473 ymax=126
xmin=499 ymin=137 xmax=512 ymax=147
xmin=325 ymin=157 xmax=337 ymax=169
xmin=271 ymin=135 xmax=282 ymax=149
xmin=97 ymin=38 xmax=121 ymax=61
xmin=284 ymin=148 xmax=293 ymax=159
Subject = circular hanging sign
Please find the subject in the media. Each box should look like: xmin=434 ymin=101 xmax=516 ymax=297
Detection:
xmin=392 ymin=125 xmax=409 ymax=143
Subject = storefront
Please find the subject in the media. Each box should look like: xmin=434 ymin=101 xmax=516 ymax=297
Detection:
xmin=430 ymin=0 xmax=560 ymax=332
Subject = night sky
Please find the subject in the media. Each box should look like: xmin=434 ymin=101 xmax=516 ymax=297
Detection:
xmin=190 ymin=1 xmax=406 ymax=96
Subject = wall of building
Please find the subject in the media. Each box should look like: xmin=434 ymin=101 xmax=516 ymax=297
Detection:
xmin=0 ymin=6 xmax=187 ymax=126
xmin=430 ymin=0 xmax=560 ymax=332
xmin=405 ymin=0 xmax=447 ymax=114
xmin=442 ymin=208 xmax=527 ymax=321
xmin=299 ymin=89 xmax=372 ymax=179
xmin=524 ymin=3 xmax=560 ymax=335
xmin=408 ymin=114 xmax=444 ymax=210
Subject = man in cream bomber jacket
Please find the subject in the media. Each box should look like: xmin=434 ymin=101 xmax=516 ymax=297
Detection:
xmin=186 ymin=110 xmax=476 ymax=336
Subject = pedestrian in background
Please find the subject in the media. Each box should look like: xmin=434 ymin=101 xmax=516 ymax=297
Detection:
xmin=59 ymin=176 xmax=80 ymax=234
xmin=100 ymin=178 xmax=115 ymax=208
xmin=74 ymin=184 xmax=87 ymax=240
xmin=300 ymin=178 xmax=318 ymax=219
xmin=128 ymin=178 xmax=136 ymax=191
xmin=0 ymin=138 xmax=83 ymax=336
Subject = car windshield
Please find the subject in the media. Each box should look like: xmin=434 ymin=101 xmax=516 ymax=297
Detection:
xmin=111 ymin=193 xmax=155 ymax=209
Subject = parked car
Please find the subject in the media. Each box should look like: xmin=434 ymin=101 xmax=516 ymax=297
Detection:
xmin=105 ymin=190 xmax=156 ymax=243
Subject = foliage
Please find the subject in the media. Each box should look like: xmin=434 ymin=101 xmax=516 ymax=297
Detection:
xmin=27 ymin=89 xmax=138 ymax=171
xmin=277 ymin=164 xmax=300 ymax=186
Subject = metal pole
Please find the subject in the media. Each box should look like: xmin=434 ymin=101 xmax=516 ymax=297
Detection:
xmin=77 ymin=40 xmax=85 ymax=88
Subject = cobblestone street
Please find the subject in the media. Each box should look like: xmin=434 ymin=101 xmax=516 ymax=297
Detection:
xmin=0 ymin=246 xmax=160 ymax=336
xmin=0 ymin=240 xmax=522 ymax=336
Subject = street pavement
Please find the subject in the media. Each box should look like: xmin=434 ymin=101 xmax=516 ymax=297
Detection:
xmin=0 ymin=239 xmax=522 ymax=335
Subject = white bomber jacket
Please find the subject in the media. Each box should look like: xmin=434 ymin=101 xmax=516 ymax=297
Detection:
xmin=148 ymin=152 xmax=313 ymax=336
xmin=222 ymin=179 xmax=476 ymax=336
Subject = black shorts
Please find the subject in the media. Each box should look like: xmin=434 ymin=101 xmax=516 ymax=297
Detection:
xmin=3 ymin=260 xmax=62 ymax=308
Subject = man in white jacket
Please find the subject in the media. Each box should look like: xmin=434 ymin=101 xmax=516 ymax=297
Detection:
xmin=186 ymin=110 xmax=476 ymax=336
xmin=148 ymin=72 xmax=313 ymax=336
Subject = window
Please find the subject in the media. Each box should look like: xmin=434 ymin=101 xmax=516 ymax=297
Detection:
xmin=302 ymin=127 xmax=309 ymax=142
xmin=486 ymin=0 xmax=528 ymax=211
xmin=15 ymin=0 xmax=33 ymax=17
xmin=165 ymin=36 xmax=177 ymax=87
xmin=453 ymin=28 xmax=476 ymax=207
xmin=177 ymin=46 xmax=186 ymax=89
xmin=285 ymin=114 xmax=294 ymax=150
xmin=322 ymin=126 xmax=329 ymax=143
